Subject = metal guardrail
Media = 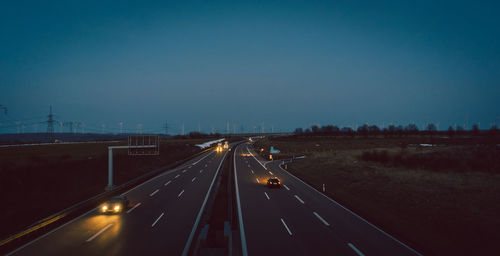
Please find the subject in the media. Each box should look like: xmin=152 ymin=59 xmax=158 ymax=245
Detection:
xmin=0 ymin=146 xmax=215 ymax=253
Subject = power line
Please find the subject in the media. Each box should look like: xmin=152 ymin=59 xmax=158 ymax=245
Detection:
xmin=0 ymin=105 xmax=7 ymax=115
xmin=46 ymin=106 xmax=55 ymax=134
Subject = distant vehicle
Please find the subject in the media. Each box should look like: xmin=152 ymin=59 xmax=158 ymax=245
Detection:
xmin=224 ymin=141 xmax=229 ymax=149
xmin=216 ymin=142 xmax=223 ymax=152
xmin=100 ymin=195 xmax=129 ymax=214
xmin=267 ymin=177 xmax=281 ymax=188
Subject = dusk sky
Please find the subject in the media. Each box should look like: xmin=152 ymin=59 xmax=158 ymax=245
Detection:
xmin=1 ymin=0 xmax=499 ymax=134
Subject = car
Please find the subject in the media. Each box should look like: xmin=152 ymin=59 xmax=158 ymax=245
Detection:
xmin=100 ymin=195 xmax=129 ymax=214
xmin=267 ymin=177 xmax=281 ymax=188
xmin=216 ymin=142 xmax=223 ymax=152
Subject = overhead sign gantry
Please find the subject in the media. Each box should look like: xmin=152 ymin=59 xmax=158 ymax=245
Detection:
xmin=106 ymin=135 xmax=159 ymax=191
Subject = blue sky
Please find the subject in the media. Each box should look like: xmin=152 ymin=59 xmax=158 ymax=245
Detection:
xmin=1 ymin=0 xmax=499 ymax=134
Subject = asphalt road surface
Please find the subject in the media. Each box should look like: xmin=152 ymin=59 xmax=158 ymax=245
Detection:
xmin=233 ymin=142 xmax=422 ymax=256
xmin=8 ymin=141 xmax=424 ymax=256
xmin=7 ymin=148 xmax=229 ymax=256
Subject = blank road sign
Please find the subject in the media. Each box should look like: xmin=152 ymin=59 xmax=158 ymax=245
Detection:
xmin=128 ymin=135 xmax=159 ymax=155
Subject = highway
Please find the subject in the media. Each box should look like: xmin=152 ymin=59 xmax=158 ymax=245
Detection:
xmin=7 ymin=148 xmax=228 ymax=256
xmin=7 ymin=141 xmax=424 ymax=256
xmin=233 ymin=142 xmax=422 ymax=256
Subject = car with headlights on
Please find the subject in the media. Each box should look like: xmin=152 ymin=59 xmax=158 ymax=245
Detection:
xmin=100 ymin=195 xmax=129 ymax=214
xmin=216 ymin=142 xmax=223 ymax=152
xmin=267 ymin=177 xmax=281 ymax=188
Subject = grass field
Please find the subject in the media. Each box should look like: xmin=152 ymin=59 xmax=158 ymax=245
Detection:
xmin=0 ymin=138 xmax=213 ymax=239
xmin=255 ymin=135 xmax=500 ymax=256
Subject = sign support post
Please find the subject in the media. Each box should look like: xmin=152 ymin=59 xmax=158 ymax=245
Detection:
xmin=105 ymin=135 xmax=159 ymax=191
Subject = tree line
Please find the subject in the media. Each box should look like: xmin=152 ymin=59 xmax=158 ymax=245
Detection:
xmin=293 ymin=123 xmax=499 ymax=137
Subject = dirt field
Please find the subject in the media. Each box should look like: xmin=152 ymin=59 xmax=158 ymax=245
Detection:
xmin=0 ymin=138 xmax=212 ymax=239
xmin=255 ymin=135 xmax=500 ymax=256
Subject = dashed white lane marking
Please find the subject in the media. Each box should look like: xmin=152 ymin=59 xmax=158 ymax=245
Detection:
xmin=205 ymin=164 xmax=208 ymax=167
xmin=280 ymin=218 xmax=292 ymax=235
xmin=348 ymin=243 xmax=365 ymax=256
xmin=283 ymin=184 xmax=290 ymax=190
xmin=248 ymin=165 xmax=251 ymax=168
xmin=178 ymin=190 xmax=185 ymax=197
xmin=277 ymin=165 xmax=423 ymax=256
xmin=182 ymin=169 xmax=187 ymax=173
xmin=313 ymin=212 xmax=330 ymax=226
xmin=150 ymin=189 xmax=159 ymax=197
xmin=86 ymin=223 xmax=113 ymax=242
xmin=200 ymin=169 xmax=203 ymax=173
xmin=251 ymin=170 xmax=254 ymax=174
xmin=191 ymin=151 xmax=213 ymax=166
xmin=256 ymin=178 xmax=259 ymax=183
xmin=126 ymin=203 xmax=141 ymax=214
xmin=151 ymin=213 xmax=165 ymax=227
xmin=264 ymin=192 xmax=270 ymax=200
xmin=294 ymin=195 xmax=305 ymax=204
xmin=269 ymin=171 xmax=274 ymax=175
xmin=175 ymin=174 xmax=180 ymax=178
xmin=164 ymin=180 xmax=171 ymax=186
xmin=192 ymin=177 xmax=196 ymax=182
xmin=182 ymin=150 xmax=229 ymax=256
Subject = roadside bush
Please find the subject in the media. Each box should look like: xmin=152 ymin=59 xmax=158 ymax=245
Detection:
xmin=360 ymin=147 xmax=500 ymax=173
xmin=60 ymin=154 xmax=72 ymax=161
xmin=360 ymin=150 xmax=389 ymax=164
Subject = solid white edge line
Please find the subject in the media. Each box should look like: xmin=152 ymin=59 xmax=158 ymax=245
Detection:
xmin=178 ymin=190 xmax=184 ymax=197
xmin=126 ymin=203 xmax=141 ymax=214
xmin=192 ymin=150 xmax=214 ymax=165
xmin=264 ymin=192 xmax=270 ymax=200
xmin=234 ymin=145 xmax=249 ymax=256
xmin=7 ymin=150 xmax=216 ymax=255
xmin=181 ymin=150 xmax=229 ymax=256
xmin=120 ymin=150 xmax=213 ymax=197
xmin=164 ymin=180 xmax=171 ymax=186
xmin=348 ymin=243 xmax=365 ymax=256
xmin=277 ymin=164 xmax=423 ymax=256
xmin=313 ymin=211 xmax=330 ymax=226
xmin=280 ymin=218 xmax=292 ymax=235
xmin=150 ymin=189 xmax=159 ymax=197
xmin=247 ymin=147 xmax=268 ymax=170
xmin=86 ymin=223 xmax=113 ymax=242
xmin=151 ymin=213 xmax=165 ymax=227
xmin=192 ymin=177 xmax=196 ymax=182
xmin=294 ymin=195 xmax=305 ymax=204
xmin=283 ymin=184 xmax=290 ymax=190
xmin=5 ymin=206 xmax=98 ymax=256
